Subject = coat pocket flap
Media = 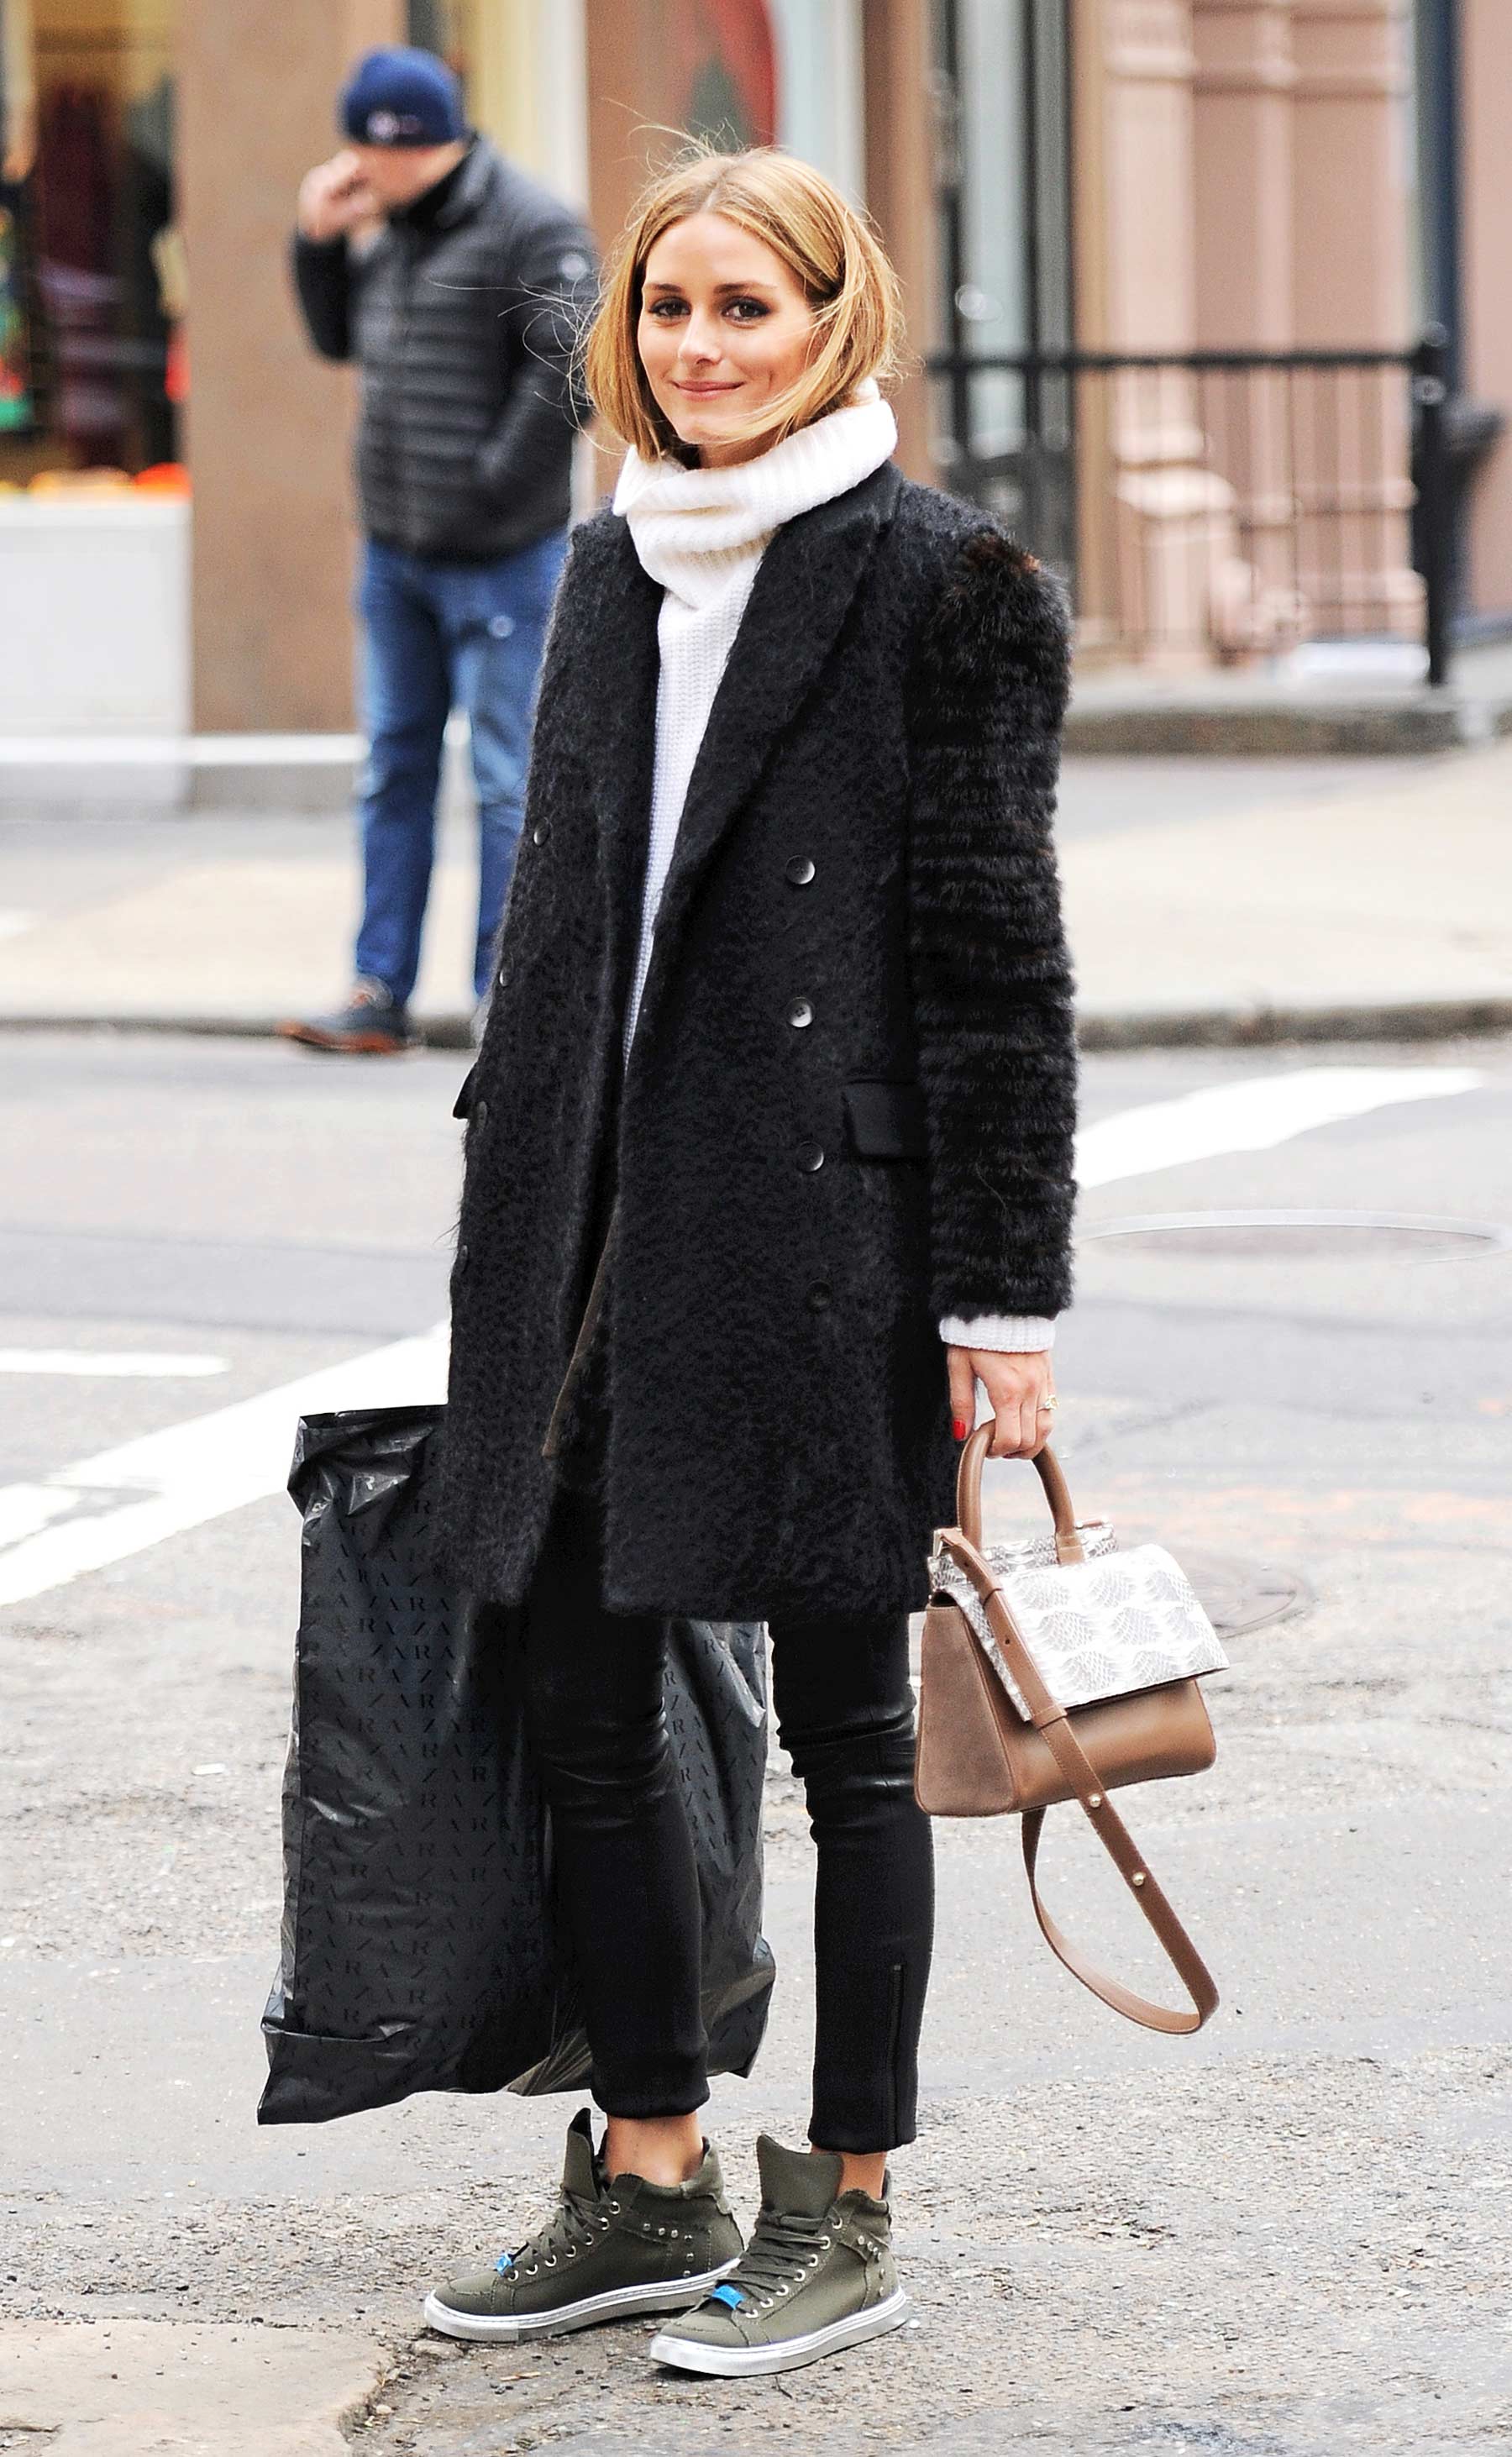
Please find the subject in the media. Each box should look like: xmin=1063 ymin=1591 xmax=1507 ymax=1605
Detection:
xmin=843 ymin=1079 xmax=927 ymax=1160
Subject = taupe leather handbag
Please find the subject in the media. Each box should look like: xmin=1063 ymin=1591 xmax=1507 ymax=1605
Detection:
xmin=915 ymin=1426 xmax=1226 ymax=2034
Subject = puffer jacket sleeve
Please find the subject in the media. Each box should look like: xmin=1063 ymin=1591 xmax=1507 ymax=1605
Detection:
xmin=475 ymin=218 xmax=598 ymax=509
xmin=290 ymin=233 xmax=354 ymax=362
xmin=906 ymin=527 xmax=1077 ymax=1323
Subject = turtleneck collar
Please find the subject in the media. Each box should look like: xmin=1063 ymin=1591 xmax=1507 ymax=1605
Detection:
xmin=612 ymin=384 xmax=899 ymax=611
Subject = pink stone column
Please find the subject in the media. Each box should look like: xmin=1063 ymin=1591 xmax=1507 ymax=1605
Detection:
xmin=179 ymin=0 xmax=403 ymax=732
xmin=1193 ymin=0 xmax=1305 ymax=643
xmin=1289 ymin=0 xmax=1421 ymax=638
xmin=1099 ymin=1 xmax=1200 ymax=358
xmin=1460 ymin=0 xmax=1512 ymax=617
xmin=1194 ymin=1 xmax=1295 ymax=348
xmin=1074 ymin=0 xmax=1252 ymax=664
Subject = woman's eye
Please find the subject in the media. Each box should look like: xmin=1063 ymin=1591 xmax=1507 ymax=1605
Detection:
xmin=648 ymin=298 xmax=686 ymax=320
xmin=727 ymin=298 xmax=769 ymax=322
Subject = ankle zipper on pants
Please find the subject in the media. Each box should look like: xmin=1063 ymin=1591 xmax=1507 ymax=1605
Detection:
xmin=884 ymin=1961 xmax=904 ymax=2149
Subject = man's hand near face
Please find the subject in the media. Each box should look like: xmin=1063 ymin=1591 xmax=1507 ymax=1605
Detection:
xmin=297 ymin=150 xmax=378 ymax=243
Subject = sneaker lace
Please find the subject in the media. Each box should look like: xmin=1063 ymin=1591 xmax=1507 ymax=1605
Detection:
xmin=719 ymin=2205 xmax=831 ymax=2310
xmin=494 ymin=2185 xmax=617 ymax=2278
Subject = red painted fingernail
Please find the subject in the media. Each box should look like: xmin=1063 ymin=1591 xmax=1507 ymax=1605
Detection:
xmin=953 ymin=1419 xmax=968 ymax=1441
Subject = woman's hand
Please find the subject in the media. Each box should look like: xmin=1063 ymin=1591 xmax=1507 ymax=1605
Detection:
xmin=946 ymin=1347 xmax=1056 ymax=1460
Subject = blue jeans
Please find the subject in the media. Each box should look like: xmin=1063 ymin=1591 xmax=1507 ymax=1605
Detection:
xmin=353 ymin=530 xmax=568 ymax=1007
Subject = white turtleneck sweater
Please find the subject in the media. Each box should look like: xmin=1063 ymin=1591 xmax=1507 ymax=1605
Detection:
xmin=613 ymin=394 xmax=1053 ymax=1357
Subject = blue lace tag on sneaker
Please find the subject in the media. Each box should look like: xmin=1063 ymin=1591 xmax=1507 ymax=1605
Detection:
xmin=708 ymin=2283 xmax=745 ymax=2309
xmin=494 ymin=2255 xmax=514 ymax=2275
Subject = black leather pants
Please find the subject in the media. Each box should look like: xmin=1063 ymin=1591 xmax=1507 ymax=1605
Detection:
xmin=521 ymin=1482 xmax=935 ymax=2150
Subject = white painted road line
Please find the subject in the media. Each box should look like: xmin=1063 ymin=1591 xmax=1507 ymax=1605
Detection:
xmin=0 ymin=1325 xmax=448 ymax=1609
xmin=0 ymin=1351 xmax=228 ymax=1378
xmin=1075 ymin=1066 xmax=1483 ymax=1190
xmin=0 ymin=1065 xmax=1486 ymax=1610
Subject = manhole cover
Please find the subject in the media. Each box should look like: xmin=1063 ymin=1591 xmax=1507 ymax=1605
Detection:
xmin=1079 ymin=1208 xmax=1511 ymax=1260
xmin=1181 ymin=1552 xmax=1312 ymax=1641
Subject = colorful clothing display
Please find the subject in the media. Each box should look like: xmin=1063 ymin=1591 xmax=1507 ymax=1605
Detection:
xmin=0 ymin=190 xmax=32 ymax=428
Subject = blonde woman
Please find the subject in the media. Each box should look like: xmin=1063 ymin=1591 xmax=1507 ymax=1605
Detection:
xmin=428 ymin=147 xmax=1075 ymax=2376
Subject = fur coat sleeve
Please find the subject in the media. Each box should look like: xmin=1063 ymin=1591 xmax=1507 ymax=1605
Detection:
xmin=906 ymin=528 xmax=1077 ymax=1324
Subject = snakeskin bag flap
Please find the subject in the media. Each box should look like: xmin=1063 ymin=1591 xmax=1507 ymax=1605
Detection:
xmin=914 ymin=1431 xmax=1227 ymax=2035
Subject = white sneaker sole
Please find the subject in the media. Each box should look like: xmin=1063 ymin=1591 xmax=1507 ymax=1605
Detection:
xmin=649 ymin=2284 xmax=913 ymax=2376
xmin=422 ymin=2260 xmax=738 ymax=2343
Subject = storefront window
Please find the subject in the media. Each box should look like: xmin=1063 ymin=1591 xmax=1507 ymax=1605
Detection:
xmin=509 ymin=1 xmax=780 ymax=163
xmin=0 ymin=0 xmax=182 ymax=491
xmin=674 ymin=0 xmax=777 ymax=147
xmin=412 ymin=0 xmax=522 ymax=158
xmin=932 ymin=0 xmax=1072 ymax=537
xmin=769 ymin=0 xmax=863 ymax=199
xmin=603 ymin=1 xmax=863 ymax=195
xmin=437 ymin=0 xmax=868 ymax=202
xmin=407 ymin=0 xmax=470 ymax=91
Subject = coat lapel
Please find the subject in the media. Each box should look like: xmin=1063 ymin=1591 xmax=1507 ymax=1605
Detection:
xmin=627 ymin=459 xmax=903 ymax=1059
xmin=583 ymin=526 xmax=664 ymax=1014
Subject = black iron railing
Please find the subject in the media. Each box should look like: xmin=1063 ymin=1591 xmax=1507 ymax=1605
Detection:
xmin=926 ymin=330 xmax=1455 ymax=687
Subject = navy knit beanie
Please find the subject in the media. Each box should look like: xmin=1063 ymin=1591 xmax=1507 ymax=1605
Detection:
xmin=339 ymin=46 xmax=465 ymax=147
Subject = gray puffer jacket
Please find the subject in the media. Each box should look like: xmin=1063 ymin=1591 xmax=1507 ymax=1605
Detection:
xmin=292 ymin=137 xmax=596 ymax=561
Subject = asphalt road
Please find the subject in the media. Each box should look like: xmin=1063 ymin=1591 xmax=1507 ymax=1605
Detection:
xmin=2 ymin=1029 xmax=1509 ymax=2456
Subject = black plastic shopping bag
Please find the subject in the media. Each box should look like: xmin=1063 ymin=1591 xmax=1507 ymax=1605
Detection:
xmin=259 ymin=1404 xmax=774 ymax=2124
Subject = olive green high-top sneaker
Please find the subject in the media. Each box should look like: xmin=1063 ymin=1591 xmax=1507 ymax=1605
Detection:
xmin=423 ymin=2110 xmax=743 ymax=2342
xmin=649 ymin=2134 xmax=911 ymax=2376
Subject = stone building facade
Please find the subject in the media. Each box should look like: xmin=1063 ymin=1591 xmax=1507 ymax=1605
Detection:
xmin=2 ymin=1 xmax=1505 ymax=734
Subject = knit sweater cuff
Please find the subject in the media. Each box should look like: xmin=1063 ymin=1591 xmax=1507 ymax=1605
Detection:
xmin=938 ymin=1314 xmax=1057 ymax=1354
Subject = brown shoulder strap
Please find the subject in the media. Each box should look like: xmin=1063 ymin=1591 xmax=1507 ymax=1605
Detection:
xmin=939 ymin=1527 xmax=1219 ymax=2035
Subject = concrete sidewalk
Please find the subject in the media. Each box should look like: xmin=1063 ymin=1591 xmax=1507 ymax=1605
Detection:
xmin=1 ymin=738 xmax=1509 ymax=1049
xmin=0 ymin=2319 xmax=383 ymax=2456
xmin=1063 ymin=633 xmax=1512 ymax=757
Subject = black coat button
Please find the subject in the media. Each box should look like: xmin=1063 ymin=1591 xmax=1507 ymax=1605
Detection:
xmin=806 ymin=1281 xmax=832 ymax=1312
xmin=531 ymin=822 xmax=550 ymax=846
xmin=785 ymin=855 xmax=816 ymax=886
xmin=473 ymin=1098 xmax=488 ymax=1129
xmin=456 ymin=1242 xmax=471 ymax=1276
xmin=795 ymin=1141 xmax=825 ymax=1173
xmin=787 ymin=996 xmax=814 ymax=1029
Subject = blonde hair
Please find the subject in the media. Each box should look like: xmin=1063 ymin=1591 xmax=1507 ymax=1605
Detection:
xmin=584 ymin=144 xmax=905 ymax=461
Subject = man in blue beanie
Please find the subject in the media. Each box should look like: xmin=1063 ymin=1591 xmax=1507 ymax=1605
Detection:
xmin=281 ymin=47 xmax=596 ymax=1053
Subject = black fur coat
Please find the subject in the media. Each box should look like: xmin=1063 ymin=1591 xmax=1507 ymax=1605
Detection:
xmin=440 ymin=459 xmax=1075 ymax=1619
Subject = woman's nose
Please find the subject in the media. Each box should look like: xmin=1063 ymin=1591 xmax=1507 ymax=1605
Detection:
xmin=677 ymin=315 xmax=722 ymax=366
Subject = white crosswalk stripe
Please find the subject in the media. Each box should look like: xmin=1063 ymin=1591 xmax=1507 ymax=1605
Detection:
xmin=0 ymin=1064 xmax=1484 ymax=1609
xmin=1075 ymin=1065 xmax=1483 ymax=1189
xmin=0 ymin=1350 xmax=228 ymax=1378
xmin=0 ymin=1326 xmax=448 ymax=1609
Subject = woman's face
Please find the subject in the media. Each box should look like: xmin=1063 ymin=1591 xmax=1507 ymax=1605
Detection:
xmin=638 ymin=212 xmax=820 ymax=468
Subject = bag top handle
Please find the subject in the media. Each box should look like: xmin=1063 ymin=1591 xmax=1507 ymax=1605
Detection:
xmin=956 ymin=1425 xmax=1086 ymax=1564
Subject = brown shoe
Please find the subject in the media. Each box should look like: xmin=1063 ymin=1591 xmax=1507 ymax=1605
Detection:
xmin=277 ymin=978 xmax=416 ymax=1054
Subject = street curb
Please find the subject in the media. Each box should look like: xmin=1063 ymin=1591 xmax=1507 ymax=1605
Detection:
xmin=1075 ymin=996 xmax=1512 ymax=1049
xmin=0 ymin=1012 xmax=478 ymax=1051
xmin=3 ymin=1000 xmax=1509 ymax=1052
xmin=1063 ymin=694 xmax=1512 ymax=758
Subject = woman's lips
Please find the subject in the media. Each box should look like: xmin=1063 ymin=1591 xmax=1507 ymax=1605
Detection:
xmin=674 ymin=381 xmax=740 ymax=397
